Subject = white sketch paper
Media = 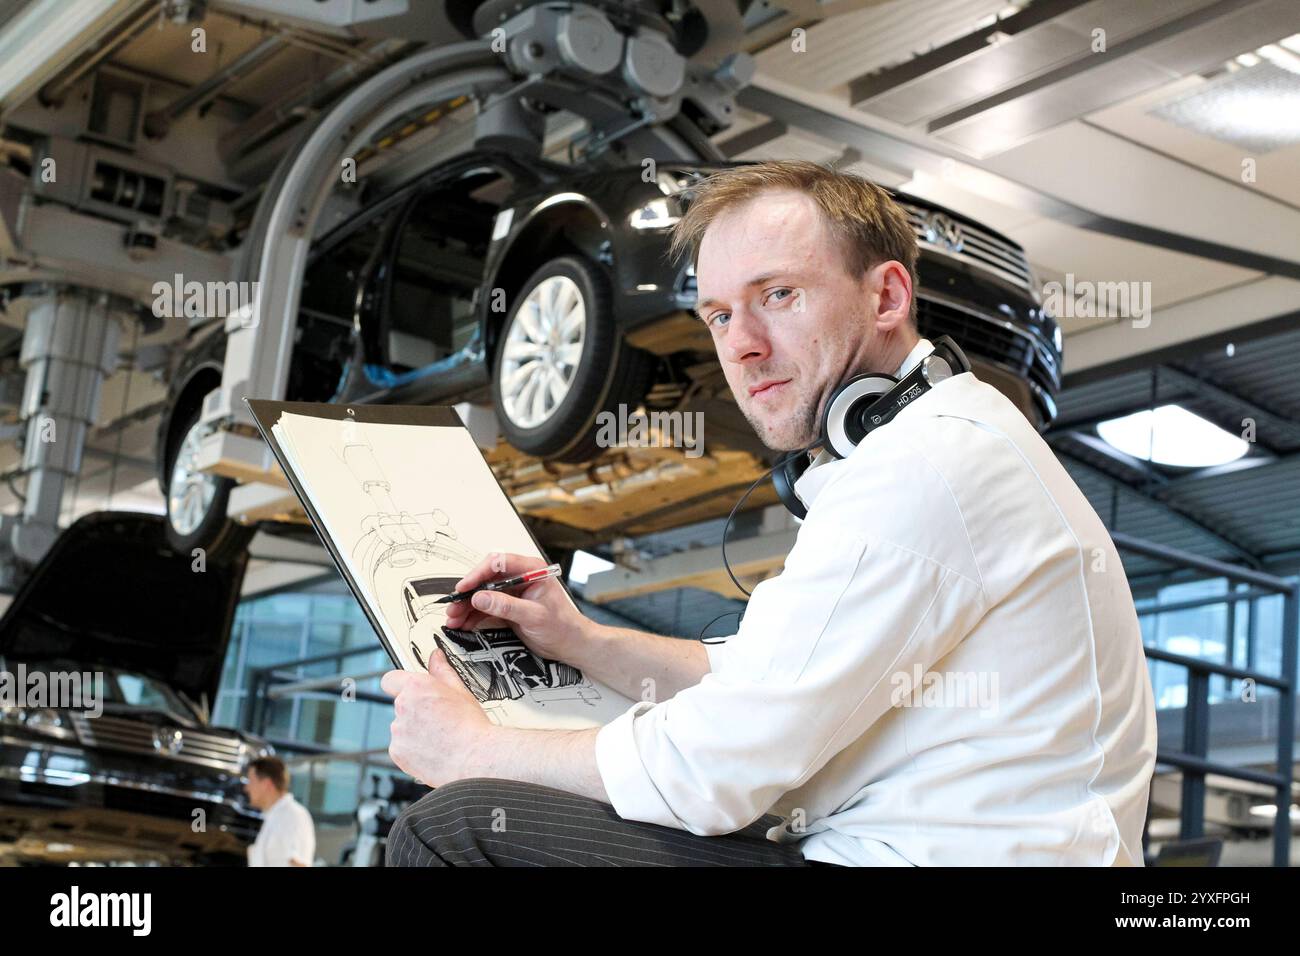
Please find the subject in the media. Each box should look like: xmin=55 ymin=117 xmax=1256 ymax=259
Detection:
xmin=270 ymin=411 xmax=633 ymax=730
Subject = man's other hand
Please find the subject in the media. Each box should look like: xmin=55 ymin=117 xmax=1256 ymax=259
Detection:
xmin=382 ymin=647 xmax=494 ymax=787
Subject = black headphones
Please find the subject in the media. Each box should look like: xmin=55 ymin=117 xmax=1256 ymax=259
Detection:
xmin=700 ymin=335 xmax=971 ymax=635
xmin=770 ymin=334 xmax=971 ymax=519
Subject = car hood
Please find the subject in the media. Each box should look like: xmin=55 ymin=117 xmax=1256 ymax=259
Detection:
xmin=0 ymin=511 xmax=248 ymax=702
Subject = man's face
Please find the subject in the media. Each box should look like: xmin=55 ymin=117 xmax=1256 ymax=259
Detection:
xmin=693 ymin=189 xmax=914 ymax=451
xmin=243 ymin=770 xmax=276 ymax=811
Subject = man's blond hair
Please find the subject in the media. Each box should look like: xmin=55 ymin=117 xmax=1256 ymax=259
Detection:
xmin=667 ymin=159 xmax=919 ymax=325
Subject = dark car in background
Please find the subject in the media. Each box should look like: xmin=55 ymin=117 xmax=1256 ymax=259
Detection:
xmin=0 ymin=511 xmax=268 ymax=865
xmin=158 ymin=147 xmax=1061 ymax=554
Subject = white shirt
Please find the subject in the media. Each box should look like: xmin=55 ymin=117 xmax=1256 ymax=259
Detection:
xmin=247 ymin=792 xmax=316 ymax=867
xmin=594 ymin=339 xmax=1158 ymax=865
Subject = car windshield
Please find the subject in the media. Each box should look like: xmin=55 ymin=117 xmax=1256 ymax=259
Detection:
xmin=101 ymin=668 xmax=196 ymax=722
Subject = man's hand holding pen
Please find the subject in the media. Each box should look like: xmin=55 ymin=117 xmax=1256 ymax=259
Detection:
xmin=443 ymin=552 xmax=593 ymax=663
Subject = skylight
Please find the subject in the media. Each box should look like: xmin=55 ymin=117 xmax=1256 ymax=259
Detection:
xmin=1096 ymin=405 xmax=1249 ymax=468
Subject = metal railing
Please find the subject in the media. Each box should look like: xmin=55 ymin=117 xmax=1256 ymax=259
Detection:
xmin=1113 ymin=531 xmax=1298 ymax=867
xmin=242 ymin=645 xmax=394 ymax=735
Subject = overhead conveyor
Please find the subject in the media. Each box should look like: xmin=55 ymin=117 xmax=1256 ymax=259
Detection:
xmin=195 ymin=0 xmax=755 ymax=522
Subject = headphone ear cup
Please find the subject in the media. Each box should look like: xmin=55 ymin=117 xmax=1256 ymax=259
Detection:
xmin=822 ymin=373 xmax=898 ymax=458
xmin=771 ymin=453 xmax=811 ymax=520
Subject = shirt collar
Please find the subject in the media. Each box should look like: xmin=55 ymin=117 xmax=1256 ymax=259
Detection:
xmin=793 ymin=337 xmax=935 ymax=508
xmin=895 ymin=337 xmax=935 ymax=380
xmin=267 ymin=791 xmax=294 ymax=814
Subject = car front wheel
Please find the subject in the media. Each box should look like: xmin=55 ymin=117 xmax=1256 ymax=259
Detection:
xmin=491 ymin=255 xmax=652 ymax=463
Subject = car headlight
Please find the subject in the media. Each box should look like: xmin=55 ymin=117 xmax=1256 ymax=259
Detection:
xmin=5 ymin=707 xmax=76 ymax=739
xmin=629 ymin=169 xmax=700 ymax=231
xmin=629 ymin=197 xmax=681 ymax=230
xmin=238 ymin=739 xmax=273 ymax=764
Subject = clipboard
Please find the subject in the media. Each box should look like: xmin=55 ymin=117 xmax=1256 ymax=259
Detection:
xmin=243 ymin=398 xmax=572 ymax=672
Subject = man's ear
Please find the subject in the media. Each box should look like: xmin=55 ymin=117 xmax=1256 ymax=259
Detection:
xmin=870 ymin=260 xmax=913 ymax=333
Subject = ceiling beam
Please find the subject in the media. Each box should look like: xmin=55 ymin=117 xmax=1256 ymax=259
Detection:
xmin=1054 ymin=430 xmax=1171 ymax=488
xmin=716 ymin=118 xmax=788 ymax=157
xmin=925 ymin=0 xmax=1261 ymax=134
xmin=1161 ymin=451 xmax=1297 ymax=490
xmin=849 ymin=0 xmax=1096 ymax=104
xmin=1158 ymin=363 xmax=1300 ymax=436
xmin=1054 ymin=445 xmax=1265 ymax=567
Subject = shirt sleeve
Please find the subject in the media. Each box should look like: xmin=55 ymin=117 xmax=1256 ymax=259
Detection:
xmin=593 ymin=467 xmax=988 ymax=836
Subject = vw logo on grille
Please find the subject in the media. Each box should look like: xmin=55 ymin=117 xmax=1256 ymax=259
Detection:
xmin=923 ymin=212 xmax=965 ymax=253
xmin=153 ymin=727 xmax=184 ymax=755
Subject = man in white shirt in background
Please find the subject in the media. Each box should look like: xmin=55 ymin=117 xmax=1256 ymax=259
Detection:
xmin=244 ymin=756 xmax=315 ymax=867
xmin=380 ymin=159 xmax=1158 ymax=867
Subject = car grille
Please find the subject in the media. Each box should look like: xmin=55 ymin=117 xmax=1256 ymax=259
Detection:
xmin=916 ymin=294 xmax=1060 ymax=401
xmin=72 ymin=714 xmax=245 ymax=774
xmin=900 ymin=202 xmax=1034 ymax=293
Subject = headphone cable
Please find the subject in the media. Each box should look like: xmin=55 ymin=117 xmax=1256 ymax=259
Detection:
xmin=717 ymin=439 xmax=821 ymax=601
xmin=698 ymin=441 xmax=819 ymax=641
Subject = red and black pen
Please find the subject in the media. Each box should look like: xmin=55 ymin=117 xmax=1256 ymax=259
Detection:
xmin=434 ymin=562 xmax=564 ymax=604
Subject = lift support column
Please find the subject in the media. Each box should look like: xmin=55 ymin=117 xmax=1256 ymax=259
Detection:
xmin=0 ymin=287 xmax=133 ymax=586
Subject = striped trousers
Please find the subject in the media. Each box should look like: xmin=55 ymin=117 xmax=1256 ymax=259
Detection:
xmin=385 ymin=777 xmax=816 ymax=867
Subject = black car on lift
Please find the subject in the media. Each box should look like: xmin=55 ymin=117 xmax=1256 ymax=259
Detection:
xmin=157 ymin=147 xmax=1061 ymax=554
xmin=0 ymin=511 xmax=269 ymax=865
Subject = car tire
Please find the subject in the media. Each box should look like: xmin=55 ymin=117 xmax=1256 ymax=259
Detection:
xmin=163 ymin=404 xmax=255 ymax=560
xmin=491 ymin=255 xmax=653 ymax=464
